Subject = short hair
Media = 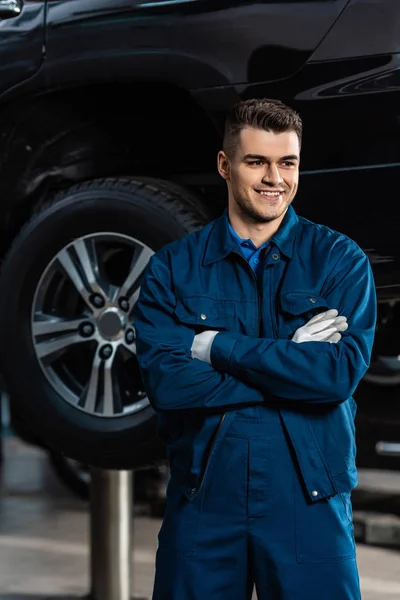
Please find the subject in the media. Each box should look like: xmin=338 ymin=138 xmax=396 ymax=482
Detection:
xmin=223 ymin=98 xmax=302 ymax=158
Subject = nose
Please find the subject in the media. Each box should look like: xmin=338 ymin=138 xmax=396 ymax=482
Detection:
xmin=262 ymin=164 xmax=283 ymax=186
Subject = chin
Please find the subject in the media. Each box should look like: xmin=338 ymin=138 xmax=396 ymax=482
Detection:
xmin=260 ymin=212 xmax=281 ymax=223
xmin=257 ymin=203 xmax=285 ymax=219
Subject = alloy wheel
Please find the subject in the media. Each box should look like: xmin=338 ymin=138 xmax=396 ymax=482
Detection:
xmin=31 ymin=233 xmax=154 ymax=417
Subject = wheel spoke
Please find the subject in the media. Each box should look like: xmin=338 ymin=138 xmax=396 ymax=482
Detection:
xmin=127 ymin=287 xmax=140 ymax=310
xmin=36 ymin=332 xmax=87 ymax=361
xmin=103 ymin=361 xmax=115 ymax=416
xmin=83 ymin=353 xmax=102 ymax=413
xmin=57 ymin=248 xmax=93 ymax=307
xmin=57 ymin=239 xmax=106 ymax=308
xmin=82 ymin=350 xmax=122 ymax=416
xmin=32 ymin=314 xmax=84 ymax=337
xmin=118 ymin=246 xmax=153 ymax=303
xmin=73 ymin=238 xmax=105 ymax=296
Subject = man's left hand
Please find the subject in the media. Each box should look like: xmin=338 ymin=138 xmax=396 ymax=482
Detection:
xmin=191 ymin=330 xmax=219 ymax=364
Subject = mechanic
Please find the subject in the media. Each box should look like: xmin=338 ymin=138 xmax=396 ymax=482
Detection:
xmin=134 ymin=98 xmax=377 ymax=599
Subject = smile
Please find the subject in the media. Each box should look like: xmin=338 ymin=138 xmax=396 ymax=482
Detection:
xmin=255 ymin=190 xmax=284 ymax=197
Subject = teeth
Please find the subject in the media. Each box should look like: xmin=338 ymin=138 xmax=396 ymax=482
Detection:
xmin=259 ymin=191 xmax=281 ymax=196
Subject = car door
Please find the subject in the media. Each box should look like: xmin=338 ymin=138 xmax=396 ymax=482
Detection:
xmin=0 ymin=0 xmax=45 ymax=95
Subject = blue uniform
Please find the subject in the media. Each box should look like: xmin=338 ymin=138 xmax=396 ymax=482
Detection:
xmin=134 ymin=206 xmax=376 ymax=599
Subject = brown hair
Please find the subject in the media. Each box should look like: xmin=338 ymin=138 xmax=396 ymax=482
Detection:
xmin=223 ymin=98 xmax=302 ymax=158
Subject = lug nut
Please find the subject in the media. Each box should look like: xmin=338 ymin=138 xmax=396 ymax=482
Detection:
xmin=100 ymin=344 xmax=113 ymax=360
xmin=80 ymin=322 xmax=95 ymax=338
xmin=119 ymin=297 xmax=130 ymax=312
xmin=90 ymin=293 xmax=105 ymax=308
xmin=125 ymin=329 xmax=135 ymax=344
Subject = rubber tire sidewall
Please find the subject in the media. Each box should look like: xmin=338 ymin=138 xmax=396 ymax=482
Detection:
xmin=0 ymin=181 xmax=208 ymax=468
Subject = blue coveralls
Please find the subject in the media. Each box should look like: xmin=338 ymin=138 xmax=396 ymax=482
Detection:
xmin=134 ymin=207 xmax=376 ymax=600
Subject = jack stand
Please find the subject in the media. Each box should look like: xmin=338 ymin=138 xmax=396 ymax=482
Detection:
xmin=88 ymin=468 xmax=148 ymax=600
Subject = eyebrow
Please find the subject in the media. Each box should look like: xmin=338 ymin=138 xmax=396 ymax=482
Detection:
xmin=243 ymin=154 xmax=299 ymax=162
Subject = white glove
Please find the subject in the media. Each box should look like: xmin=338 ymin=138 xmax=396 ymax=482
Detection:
xmin=191 ymin=330 xmax=219 ymax=364
xmin=292 ymin=309 xmax=348 ymax=344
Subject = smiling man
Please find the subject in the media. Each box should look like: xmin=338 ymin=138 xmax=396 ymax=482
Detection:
xmin=134 ymin=99 xmax=377 ymax=600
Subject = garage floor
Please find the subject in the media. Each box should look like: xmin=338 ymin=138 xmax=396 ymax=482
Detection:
xmin=0 ymin=436 xmax=158 ymax=599
xmin=0 ymin=436 xmax=400 ymax=600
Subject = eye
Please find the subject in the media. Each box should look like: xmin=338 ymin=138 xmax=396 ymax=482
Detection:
xmin=281 ymin=161 xmax=295 ymax=167
xmin=248 ymin=160 xmax=263 ymax=166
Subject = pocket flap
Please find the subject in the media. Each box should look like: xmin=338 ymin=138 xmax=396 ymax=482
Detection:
xmin=280 ymin=291 xmax=330 ymax=316
xmin=175 ymin=297 xmax=233 ymax=328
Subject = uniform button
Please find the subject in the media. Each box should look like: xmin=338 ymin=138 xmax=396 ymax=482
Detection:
xmin=254 ymin=258 xmax=259 ymax=264
xmin=272 ymin=253 xmax=279 ymax=260
xmin=190 ymin=488 xmax=197 ymax=495
xmin=311 ymin=490 xmax=319 ymax=497
xmin=310 ymin=298 xmax=317 ymax=303
xmin=200 ymin=314 xmax=207 ymax=320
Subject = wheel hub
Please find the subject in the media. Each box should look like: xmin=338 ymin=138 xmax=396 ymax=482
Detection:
xmin=97 ymin=308 xmax=126 ymax=341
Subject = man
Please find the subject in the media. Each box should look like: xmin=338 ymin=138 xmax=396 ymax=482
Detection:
xmin=134 ymin=99 xmax=376 ymax=599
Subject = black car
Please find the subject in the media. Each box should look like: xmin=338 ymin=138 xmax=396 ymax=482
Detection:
xmin=0 ymin=0 xmax=398 ymax=472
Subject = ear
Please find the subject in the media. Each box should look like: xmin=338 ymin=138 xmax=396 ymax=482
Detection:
xmin=217 ymin=151 xmax=230 ymax=181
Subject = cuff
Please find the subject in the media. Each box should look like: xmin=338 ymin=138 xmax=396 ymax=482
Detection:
xmin=210 ymin=331 xmax=239 ymax=371
xmin=203 ymin=331 xmax=219 ymax=364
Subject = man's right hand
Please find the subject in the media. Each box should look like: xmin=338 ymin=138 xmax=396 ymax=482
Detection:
xmin=292 ymin=309 xmax=348 ymax=344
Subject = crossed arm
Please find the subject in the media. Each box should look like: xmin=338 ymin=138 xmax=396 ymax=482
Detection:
xmin=133 ymin=250 xmax=376 ymax=412
xmin=191 ymin=308 xmax=348 ymax=364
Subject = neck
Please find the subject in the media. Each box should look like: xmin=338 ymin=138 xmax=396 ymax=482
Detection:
xmin=228 ymin=209 xmax=287 ymax=248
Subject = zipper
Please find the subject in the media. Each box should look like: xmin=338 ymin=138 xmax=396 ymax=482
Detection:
xmin=233 ymin=250 xmax=261 ymax=338
xmin=269 ymin=266 xmax=278 ymax=339
xmin=254 ymin=271 xmax=262 ymax=337
xmin=191 ymin=251 xmax=262 ymax=500
xmin=262 ymin=244 xmax=279 ymax=339
xmin=191 ymin=412 xmax=227 ymax=499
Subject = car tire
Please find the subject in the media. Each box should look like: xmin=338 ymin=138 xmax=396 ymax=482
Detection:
xmin=0 ymin=177 xmax=210 ymax=469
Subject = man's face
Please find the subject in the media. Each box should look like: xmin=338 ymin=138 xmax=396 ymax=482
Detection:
xmin=218 ymin=127 xmax=300 ymax=224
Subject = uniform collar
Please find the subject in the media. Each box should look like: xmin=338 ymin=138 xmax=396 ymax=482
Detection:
xmin=203 ymin=205 xmax=298 ymax=266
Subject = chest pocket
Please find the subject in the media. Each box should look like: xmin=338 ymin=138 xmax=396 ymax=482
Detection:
xmin=279 ymin=291 xmax=330 ymax=339
xmin=174 ymin=296 xmax=234 ymax=331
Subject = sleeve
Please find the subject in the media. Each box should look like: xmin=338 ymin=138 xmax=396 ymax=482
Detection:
xmin=133 ymin=251 xmax=266 ymax=412
xmin=210 ymin=251 xmax=377 ymax=405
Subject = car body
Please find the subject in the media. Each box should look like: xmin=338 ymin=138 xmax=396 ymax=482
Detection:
xmin=0 ymin=0 xmax=399 ymax=470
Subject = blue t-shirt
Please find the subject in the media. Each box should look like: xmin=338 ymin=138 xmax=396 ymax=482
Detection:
xmin=228 ymin=220 xmax=269 ymax=279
